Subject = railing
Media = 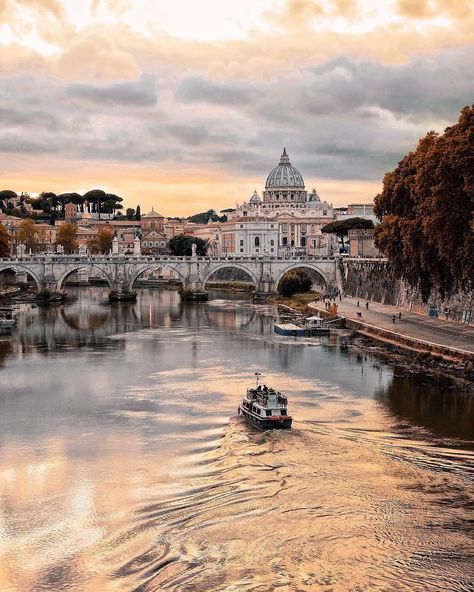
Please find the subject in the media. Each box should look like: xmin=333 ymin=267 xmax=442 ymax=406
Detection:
xmin=0 ymin=254 xmax=337 ymax=263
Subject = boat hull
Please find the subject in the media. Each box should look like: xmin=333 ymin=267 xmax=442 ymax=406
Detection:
xmin=239 ymin=406 xmax=292 ymax=430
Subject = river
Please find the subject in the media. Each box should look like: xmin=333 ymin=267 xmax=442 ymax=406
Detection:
xmin=0 ymin=287 xmax=473 ymax=591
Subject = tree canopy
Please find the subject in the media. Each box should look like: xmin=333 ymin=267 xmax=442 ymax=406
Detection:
xmin=0 ymin=221 xmax=10 ymax=257
xmin=374 ymin=104 xmax=474 ymax=299
xmin=321 ymin=217 xmax=374 ymax=252
xmin=87 ymin=227 xmax=114 ymax=254
xmin=279 ymin=269 xmax=313 ymax=297
xmin=56 ymin=223 xmax=77 ymax=254
xmin=168 ymin=235 xmax=208 ymax=256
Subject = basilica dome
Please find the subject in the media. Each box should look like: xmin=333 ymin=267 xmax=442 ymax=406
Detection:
xmin=265 ymin=148 xmax=305 ymax=189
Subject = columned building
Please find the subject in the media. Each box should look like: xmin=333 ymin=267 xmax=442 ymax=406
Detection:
xmin=228 ymin=148 xmax=335 ymax=256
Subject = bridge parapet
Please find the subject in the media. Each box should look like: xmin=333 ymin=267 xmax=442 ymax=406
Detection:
xmin=0 ymin=255 xmax=338 ymax=300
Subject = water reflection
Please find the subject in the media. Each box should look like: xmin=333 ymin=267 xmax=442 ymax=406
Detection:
xmin=0 ymin=287 xmax=472 ymax=592
xmin=376 ymin=373 xmax=474 ymax=442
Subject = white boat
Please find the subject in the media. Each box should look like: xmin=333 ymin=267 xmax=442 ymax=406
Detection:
xmin=239 ymin=373 xmax=293 ymax=429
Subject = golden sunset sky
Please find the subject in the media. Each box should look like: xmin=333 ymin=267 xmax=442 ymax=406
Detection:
xmin=1 ymin=0 xmax=473 ymax=215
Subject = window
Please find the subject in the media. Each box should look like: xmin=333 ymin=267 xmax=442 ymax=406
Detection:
xmin=240 ymin=224 xmax=243 ymax=229
xmin=270 ymin=224 xmax=274 ymax=228
xmin=270 ymin=248 xmax=274 ymax=253
xmin=281 ymin=409 xmax=287 ymax=415
xmin=266 ymin=410 xmax=271 ymax=416
xmin=301 ymin=237 xmax=306 ymax=247
xmin=255 ymin=237 xmax=260 ymax=247
xmin=281 ymin=224 xmax=288 ymax=231
xmin=282 ymin=237 xmax=288 ymax=246
xmin=291 ymin=240 xmax=294 ymax=246
xmin=301 ymin=223 xmax=307 ymax=232
xmin=243 ymin=211 xmax=247 ymax=216
xmin=240 ymin=240 xmax=244 ymax=246
xmin=270 ymin=240 xmax=274 ymax=246
xmin=323 ymin=210 xmax=327 ymax=215
xmin=240 ymin=248 xmax=243 ymax=253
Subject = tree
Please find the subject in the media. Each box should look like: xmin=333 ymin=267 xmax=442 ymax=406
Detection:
xmin=135 ymin=205 xmax=141 ymax=221
xmin=321 ymin=217 xmax=374 ymax=252
xmin=168 ymin=235 xmax=208 ymax=256
xmin=0 ymin=190 xmax=17 ymax=211
xmin=126 ymin=207 xmax=135 ymax=220
xmin=374 ymin=104 xmax=474 ymax=299
xmin=187 ymin=209 xmax=219 ymax=224
xmin=0 ymin=221 xmax=10 ymax=256
xmin=17 ymin=219 xmax=38 ymax=252
xmin=87 ymin=227 xmax=114 ymax=254
xmin=83 ymin=189 xmax=107 ymax=218
xmin=279 ymin=269 xmax=312 ymax=297
xmin=56 ymin=223 xmax=77 ymax=254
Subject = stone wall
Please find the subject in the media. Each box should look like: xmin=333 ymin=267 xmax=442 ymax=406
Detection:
xmin=342 ymin=259 xmax=473 ymax=324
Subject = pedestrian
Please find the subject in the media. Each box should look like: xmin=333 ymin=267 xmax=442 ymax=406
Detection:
xmin=357 ymin=300 xmax=360 ymax=307
xmin=392 ymin=315 xmax=396 ymax=323
xmin=398 ymin=311 xmax=402 ymax=320
xmin=339 ymin=294 xmax=342 ymax=301
xmin=365 ymin=302 xmax=369 ymax=310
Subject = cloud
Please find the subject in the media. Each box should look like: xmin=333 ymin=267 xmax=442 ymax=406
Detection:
xmin=176 ymin=76 xmax=259 ymax=106
xmin=66 ymin=76 xmax=157 ymax=106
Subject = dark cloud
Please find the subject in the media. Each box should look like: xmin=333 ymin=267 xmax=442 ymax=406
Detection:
xmin=0 ymin=46 xmax=472 ymax=187
xmin=176 ymin=76 xmax=259 ymax=106
xmin=66 ymin=76 xmax=157 ymax=106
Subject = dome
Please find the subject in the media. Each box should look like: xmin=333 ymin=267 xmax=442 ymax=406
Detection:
xmin=308 ymin=188 xmax=320 ymax=203
xmin=265 ymin=148 xmax=305 ymax=189
xmin=249 ymin=190 xmax=262 ymax=205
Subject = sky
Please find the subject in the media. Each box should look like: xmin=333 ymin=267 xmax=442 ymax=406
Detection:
xmin=0 ymin=0 xmax=473 ymax=216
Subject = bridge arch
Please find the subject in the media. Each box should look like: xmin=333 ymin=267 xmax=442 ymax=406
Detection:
xmin=56 ymin=265 xmax=114 ymax=290
xmin=129 ymin=263 xmax=186 ymax=289
xmin=202 ymin=263 xmax=259 ymax=288
xmin=275 ymin=263 xmax=328 ymax=292
xmin=0 ymin=264 xmax=42 ymax=291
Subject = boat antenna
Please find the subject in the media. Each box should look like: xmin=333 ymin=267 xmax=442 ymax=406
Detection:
xmin=255 ymin=371 xmax=262 ymax=387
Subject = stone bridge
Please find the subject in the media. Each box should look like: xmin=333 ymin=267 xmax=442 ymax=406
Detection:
xmin=0 ymin=254 xmax=337 ymax=299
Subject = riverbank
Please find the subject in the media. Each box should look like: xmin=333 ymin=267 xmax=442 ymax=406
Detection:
xmin=268 ymin=292 xmax=474 ymax=389
xmin=267 ymin=292 xmax=318 ymax=313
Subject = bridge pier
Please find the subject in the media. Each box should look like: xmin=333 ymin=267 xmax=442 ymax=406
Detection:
xmin=108 ymin=280 xmax=137 ymax=302
xmin=180 ymin=279 xmax=208 ymax=301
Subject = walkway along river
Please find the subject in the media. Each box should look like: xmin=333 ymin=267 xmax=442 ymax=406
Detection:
xmin=0 ymin=287 xmax=473 ymax=591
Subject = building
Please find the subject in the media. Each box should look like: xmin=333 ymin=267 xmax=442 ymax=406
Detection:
xmin=140 ymin=208 xmax=167 ymax=253
xmin=229 ymin=148 xmax=335 ymax=256
xmin=348 ymin=229 xmax=383 ymax=258
xmin=336 ymin=203 xmax=378 ymax=224
xmin=220 ymin=217 xmax=279 ymax=256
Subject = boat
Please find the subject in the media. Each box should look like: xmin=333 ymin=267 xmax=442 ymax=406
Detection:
xmin=239 ymin=372 xmax=293 ymax=429
xmin=304 ymin=315 xmax=330 ymax=334
xmin=0 ymin=307 xmax=16 ymax=329
xmin=273 ymin=315 xmax=329 ymax=336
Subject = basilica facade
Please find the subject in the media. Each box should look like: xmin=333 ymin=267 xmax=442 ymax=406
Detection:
xmin=225 ymin=148 xmax=335 ymax=256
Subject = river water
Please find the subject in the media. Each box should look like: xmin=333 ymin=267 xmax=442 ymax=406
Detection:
xmin=0 ymin=287 xmax=473 ymax=592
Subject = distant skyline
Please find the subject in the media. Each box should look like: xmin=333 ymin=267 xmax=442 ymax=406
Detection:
xmin=1 ymin=0 xmax=473 ymax=215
